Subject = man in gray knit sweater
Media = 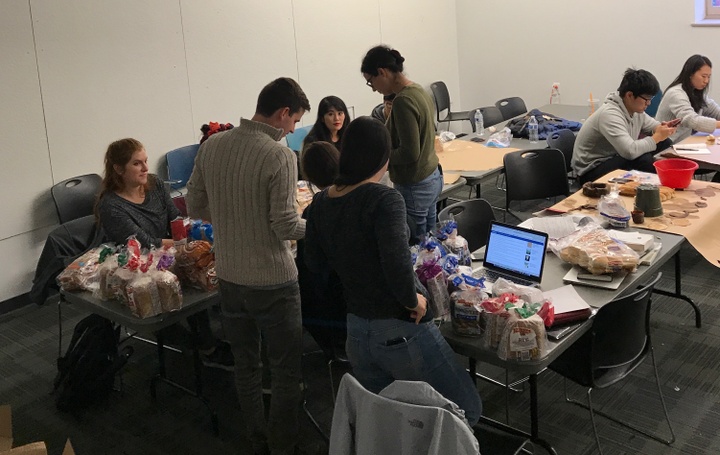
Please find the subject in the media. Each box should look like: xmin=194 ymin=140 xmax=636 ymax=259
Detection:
xmin=187 ymin=78 xmax=310 ymax=455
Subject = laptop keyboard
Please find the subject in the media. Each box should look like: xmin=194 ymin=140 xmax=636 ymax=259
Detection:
xmin=473 ymin=268 xmax=537 ymax=288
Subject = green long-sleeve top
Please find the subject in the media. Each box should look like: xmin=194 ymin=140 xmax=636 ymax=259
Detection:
xmin=386 ymin=83 xmax=439 ymax=185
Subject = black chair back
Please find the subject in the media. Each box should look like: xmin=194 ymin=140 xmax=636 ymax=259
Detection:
xmin=503 ymin=149 xmax=569 ymax=212
xmin=546 ymin=129 xmax=576 ymax=172
xmin=438 ymin=199 xmax=495 ymax=252
xmin=469 ymin=106 xmax=505 ymax=133
xmin=591 ymin=273 xmax=661 ymax=372
xmin=430 ymin=81 xmax=451 ymax=121
xmin=51 ymin=174 xmax=102 ymax=224
xmin=495 ymin=97 xmax=527 ymax=120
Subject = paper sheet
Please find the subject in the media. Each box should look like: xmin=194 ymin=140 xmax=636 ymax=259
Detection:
xmin=542 ymin=284 xmax=591 ymax=313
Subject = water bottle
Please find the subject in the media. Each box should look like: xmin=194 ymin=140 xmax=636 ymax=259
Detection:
xmin=474 ymin=109 xmax=484 ymax=137
xmin=528 ymin=115 xmax=539 ymax=143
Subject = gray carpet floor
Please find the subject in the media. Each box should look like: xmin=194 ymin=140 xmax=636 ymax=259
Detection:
xmin=1 ymin=178 xmax=719 ymax=455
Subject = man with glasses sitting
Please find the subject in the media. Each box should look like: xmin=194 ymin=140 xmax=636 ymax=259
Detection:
xmin=573 ymin=68 xmax=677 ymax=184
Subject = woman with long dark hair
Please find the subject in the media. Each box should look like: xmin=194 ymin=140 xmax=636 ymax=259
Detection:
xmin=304 ymin=117 xmax=481 ymax=425
xmin=360 ymin=45 xmax=441 ymax=237
xmin=657 ymin=54 xmax=720 ymax=143
xmin=303 ymin=96 xmax=350 ymax=150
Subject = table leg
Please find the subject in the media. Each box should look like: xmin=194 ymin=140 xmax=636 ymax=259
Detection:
xmin=529 ymin=374 xmax=558 ymax=455
xmin=653 ymin=253 xmax=701 ymax=328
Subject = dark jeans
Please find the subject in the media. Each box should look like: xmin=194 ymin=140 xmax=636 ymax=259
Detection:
xmin=219 ymin=279 xmax=303 ymax=455
xmin=579 ymin=139 xmax=673 ymax=184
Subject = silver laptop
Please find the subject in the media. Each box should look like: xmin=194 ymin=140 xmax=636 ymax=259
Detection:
xmin=473 ymin=221 xmax=549 ymax=288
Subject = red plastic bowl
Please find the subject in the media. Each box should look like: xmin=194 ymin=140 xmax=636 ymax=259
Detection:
xmin=653 ymin=158 xmax=699 ymax=189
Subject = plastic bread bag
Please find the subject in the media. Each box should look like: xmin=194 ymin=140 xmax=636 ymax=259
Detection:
xmin=486 ymin=127 xmax=512 ymax=148
xmin=95 ymin=254 xmax=119 ymax=300
xmin=437 ymin=220 xmax=471 ymax=267
xmin=414 ymin=236 xmax=446 ymax=268
xmin=57 ymin=247 xmax=103 ymax=292
xmin=497 ymin=312 xmax=548 ymax=361
xmin=450 ymin=274 xmax=490 ymax=337
xmin=553 ymin=222 xmax=639 ymax=275
xmin=480 ymin=294 xmax=516 ymax=349
xmin=416 ymin=258 xmax=451 ymax=321
xmin=598 ymin=188 xmax=630 ymax=228
xmin=153 ymin=269 xmax=183 ymax=312
xmin=126 ymin=273 xmax=162 ymax=318
xmin=175 ymin=240 xmax=216 ymax=289
xmin=189 ymin=219 xmax=214 ymax=244
xmin=491 ymin=278 xmax=544 ymax=306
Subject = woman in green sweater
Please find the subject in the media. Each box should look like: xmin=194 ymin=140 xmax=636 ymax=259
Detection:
xmin=361 ymin=45 xmax=442 ymax=237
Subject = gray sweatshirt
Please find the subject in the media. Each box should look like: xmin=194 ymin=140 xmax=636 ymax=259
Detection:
xmin=656 ymin=84 xmax=720 ymax=143
xmin=572 ymin=91 xmax=660 ymax=177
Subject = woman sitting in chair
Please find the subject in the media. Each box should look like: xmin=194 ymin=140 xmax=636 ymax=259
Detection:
xmin=96 ymin=138 xmax=233 ymax=370
xmin=304 ymin=117 xmax=482 ymax=425
xmin=303 ymin=96 xmax=350 ymax=151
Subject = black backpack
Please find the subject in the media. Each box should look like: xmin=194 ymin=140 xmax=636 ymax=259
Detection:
xmin=53 ymin=314 xmax=133 ymax=414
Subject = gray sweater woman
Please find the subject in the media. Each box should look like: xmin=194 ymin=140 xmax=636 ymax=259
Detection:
xmin=656 ymin=84 xmax=720 ymax=143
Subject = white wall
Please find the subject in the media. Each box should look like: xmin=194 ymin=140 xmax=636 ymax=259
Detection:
xmin=0 ymin=0 xmax=459 ymax=302
xmin=456 ymin=0 xmax=719 ymax=113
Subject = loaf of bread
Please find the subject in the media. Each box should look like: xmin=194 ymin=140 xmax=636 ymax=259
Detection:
xmin=126 ymin=275 xmax=161 ymax=318
xmin=155 ymin=270 xmax=183 ymax=312
xmin=497 ymin=313 xmax=547 ymax=361
xmin=558 ymin=227 xmax=639 ymax=275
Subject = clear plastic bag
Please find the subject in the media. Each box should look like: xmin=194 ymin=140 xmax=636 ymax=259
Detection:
xmin=497 ymin=313 xmax=547 ymax=361
xmin=598 ymin=189 xmax=630 ymax=228
xmin=486 ymin=127 xmax=512 ymax=148
xmin=451 ymin=283 xmax=490 ymax=337
xmin=553 ymin=221 xmax=639 ymax=275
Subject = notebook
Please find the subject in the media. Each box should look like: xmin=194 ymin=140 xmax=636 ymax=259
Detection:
xmin=473 ymin=221 xmax=549 ymax=288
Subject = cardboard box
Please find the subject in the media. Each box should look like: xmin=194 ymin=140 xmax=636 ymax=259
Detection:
xmin=0 ymin=406 xmax=75 ymax=455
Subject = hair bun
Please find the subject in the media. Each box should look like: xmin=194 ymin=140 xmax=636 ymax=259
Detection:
xmin=390 ymin=49 xmax=405 ymax=64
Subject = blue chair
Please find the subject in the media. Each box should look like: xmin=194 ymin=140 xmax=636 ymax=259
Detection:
xmin=165 ymin=144 xmax=200 ymax=191
xmin=286 ymin=125 xmax=312 ymax=152
xmin=645 ymin=89 xmax=663 ymax=118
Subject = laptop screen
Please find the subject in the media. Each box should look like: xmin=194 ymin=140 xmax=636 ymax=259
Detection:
xmin=483 ymin=221 xmax=549 ymax=282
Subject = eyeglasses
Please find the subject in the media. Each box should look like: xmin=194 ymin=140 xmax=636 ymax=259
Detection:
xmin=637 ymin=94 xmax=654 ymax=104
xmin=365 ymin=75 xmax=374 ymax=87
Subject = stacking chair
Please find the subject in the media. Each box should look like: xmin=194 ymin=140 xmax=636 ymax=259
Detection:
xmin=548 ymin=273 xmax=675 ymax=454
xmin=645 ymin=89 xmax=663 ymax=118
xmin=503 ymin=148 xmax=569 ymax=221
xmin=469 ymin=106 xmax=505 ymax=133
xmin=495 ymin=97 xmax=528 ymax=121
xmin=438 ymin=199 xmax=495 ymax=252
xmin=51 ymin=174 xmax=102 ymax=224
xmin=286 ymin=125 xmax=312 ymax=152
xmin=465 ymin=106 xmax=507 ymax=197
xmin=546 ymin=128 xmax=577 ymax=184
xmin=430 ymin=81 xmax=472 ymax=129
xmin=165 ymin=144 xmax=200 ymax=192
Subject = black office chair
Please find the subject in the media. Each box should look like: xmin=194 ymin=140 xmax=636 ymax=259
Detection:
xmin=503 ymin=148 xmax=569 ymax=221
xmin=165 ymin=144 xmax=200 ymax=191
xmin=469 ymin=106 xmax=505 ymax=133
xmin=438 ymin=199 xmax=495 ymax=253
xmin=546 ymin=128 xmax=577 ymax=183
xmin=495 ymin=97 xmax=528 ymax=121
xmin=430 ymin=81 xmax=472 ymax=128
xmin=51 ymin=174 xmax=102 ymax=224
xmin=548 ymin=273 xmax=675 ymax=454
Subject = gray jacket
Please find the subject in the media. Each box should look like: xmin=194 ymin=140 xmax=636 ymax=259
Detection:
xmin=572 ymin=91 xmax=660 ymax=177
xmin=656 ymin=84 xmax=720 ymax=143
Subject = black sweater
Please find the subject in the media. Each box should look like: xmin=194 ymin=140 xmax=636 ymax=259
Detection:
xmin=304 ymin=183 xmax=428 ymax=322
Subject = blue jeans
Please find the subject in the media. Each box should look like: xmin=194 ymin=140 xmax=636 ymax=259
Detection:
xmin=219 ymin=279 xmax=303 ymax=455
xmin=346 ymin=314 xmax=482 ymax=425
xmin=394 ymin=168 xmax=444 ymax=237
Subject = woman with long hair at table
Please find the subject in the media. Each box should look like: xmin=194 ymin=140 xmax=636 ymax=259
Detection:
xmin=96 ymin=137 xmax=233 ymax=370
xmin=303 ymin=96 xmax=351 ymax=150
xmin=361 ymin=45 xmax=442 ymax=237
xmin=657 ymin=54 xmax=720 ymax=143
xmin=303 ymin=117 xmax=481 ymax=425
